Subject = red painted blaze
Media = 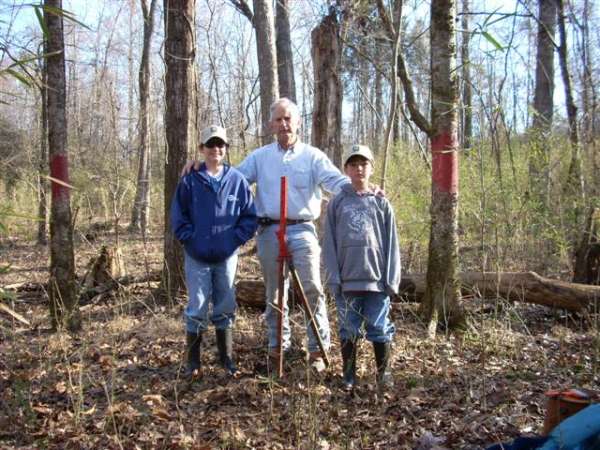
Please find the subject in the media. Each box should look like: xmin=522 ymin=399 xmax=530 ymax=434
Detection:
xmin=431 ymin=131 xmax=459 ymax=194
xmin=50 ymin=154 xmax=71 ymax=200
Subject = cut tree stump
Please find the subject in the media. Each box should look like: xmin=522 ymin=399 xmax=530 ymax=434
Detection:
xmin=82 ymin=245 xmax=126 ymax=288
xmin=235 ymin=272 xmax=600 ymax=312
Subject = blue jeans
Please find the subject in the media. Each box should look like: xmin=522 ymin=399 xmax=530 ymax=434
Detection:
xmin=335 ymin=291 xmax=395 ymax=343
xmin=184 ymin=251 xmax=238 ymax=334
xmin=256 ymin=223 xmax=330 ymax=353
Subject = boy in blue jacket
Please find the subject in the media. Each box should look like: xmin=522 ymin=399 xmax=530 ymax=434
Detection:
xmin=323 ymin=145 xmax=401 ymax=392
xmin=171 ymin=125 xmax=257 ymax=377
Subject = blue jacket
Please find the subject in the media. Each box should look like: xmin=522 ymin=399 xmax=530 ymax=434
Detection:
xmin=170 ymin=163 xmax=258 ymax=263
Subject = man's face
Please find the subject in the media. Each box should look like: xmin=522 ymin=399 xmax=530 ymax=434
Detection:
xmin=269 ymin=104 xmax=300 ymax=148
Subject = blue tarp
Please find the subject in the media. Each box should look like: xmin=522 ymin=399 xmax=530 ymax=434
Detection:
xmin=486 ymin=405 xmax=600 ymax=450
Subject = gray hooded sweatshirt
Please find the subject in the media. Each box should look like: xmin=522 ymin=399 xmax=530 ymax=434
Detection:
xmin=322 ymin=183 xmax=401 ymax=296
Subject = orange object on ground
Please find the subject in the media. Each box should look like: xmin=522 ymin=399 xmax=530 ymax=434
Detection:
xmin=543 ymin=389 xmax=593 ymax=435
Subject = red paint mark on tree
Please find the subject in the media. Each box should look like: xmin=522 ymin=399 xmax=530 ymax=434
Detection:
xmin=50 ymin=154 xmax=70 ymax=200
xmin=431 ymin=131 xmax=458 ymax=194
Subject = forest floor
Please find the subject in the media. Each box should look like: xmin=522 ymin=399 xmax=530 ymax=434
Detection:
xmin=1 ymin=228 xmax=599 ymax=449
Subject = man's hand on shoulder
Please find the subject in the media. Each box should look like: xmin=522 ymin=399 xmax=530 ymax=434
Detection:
xmin=369 ymin=183 xmax=386 ymax=197
xmin=181 ymin=160 xmax=201 ymax=177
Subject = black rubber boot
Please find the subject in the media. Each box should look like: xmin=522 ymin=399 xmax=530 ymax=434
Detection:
xmin=341 ymin=339 xmax=358 ymax=391
xmin=373 ymin=341 xmax=392 ymax=392
xmin=185 ymin=332 xmax=202 ymax=377
xmin=216 ymin=328 xmax=237 ymax=375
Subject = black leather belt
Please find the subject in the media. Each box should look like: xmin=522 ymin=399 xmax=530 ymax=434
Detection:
xmin=258 ymin=217 xmax=311 ymax=226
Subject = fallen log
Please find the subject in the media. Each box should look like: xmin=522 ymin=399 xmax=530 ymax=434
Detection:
xmin=235 ymin=279 xmax=267 ymax=308
xmin=0 ymin=301 xmax=31 ymax=326
xmin=235 ymin=271 xmax=600 ymax=312
xmin=2 ymin=282 xmax=45 ymax=292
xmin=78 ymin=273 xmax=161 ymax=304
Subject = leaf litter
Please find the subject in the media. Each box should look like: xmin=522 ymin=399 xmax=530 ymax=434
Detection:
xmin=1 ymin=235 xmax=599 ymax=449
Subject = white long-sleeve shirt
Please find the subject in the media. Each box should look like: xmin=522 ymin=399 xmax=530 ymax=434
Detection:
xmin=237 ymin=141 xmax=348 ymax=220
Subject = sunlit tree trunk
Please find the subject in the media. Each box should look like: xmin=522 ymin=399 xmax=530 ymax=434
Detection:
xmin=529 ymin=0 xmax=556 ymax=206
xmin=253 ymin=0 xmax=279 ymax=142
xmin=275 ymin=0 xmax=296 ymax=102
xmin=374 ymin=61 xmax=383 ymax=151
xmin=130 ymin=0 xmax=157 ymax=234
xmin=419 ymin=0 xmax=465 ymax=333
xmin=162 ymin=0 xmax=195 ymax=299
xmin=460 ymin=0 xmax=472 ymax=150
xmin=45 ymin=0 xmax=80 ymax=331
xmin=557 ymin=0 xmax=582 ymax=199
xmin=37 ymin=48 xmax=48 ymax=246
xmin=311 ymin=10 xmax=342 ymax=168
xmin=556 ymin=0 xmax=586 ymax=282
xmin=127 ymin=0 xmax=136 ymax=158
xmin=580 ymin=0 xmax=597 ymax=147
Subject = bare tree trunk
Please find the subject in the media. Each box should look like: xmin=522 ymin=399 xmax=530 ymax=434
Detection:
xmin=379 ymin=7 xmax=402 ymax=191
xmin=127 ymin=0 xmax=136 ymax=158
xmin=460 ymin=0 xmax=472 ymax=150
xmin=311 ymin=10 xmax=342 ymax=168
xmin=37 ymin=50 xmax=48 ymax=246
xmin=557 ymin=0 xmax=588 ymax=282
xmin=580 ymin=0 xmax=597 ymax=147
xmin=275 ymin=0 xmax=296 ymax=102
xmin=420 ymin=0 xmax=464 ymax=333
xmin=162 ymin=0 xmax=195 ymax=299
xmin=45 ymin=0 xmax=80 ymax=331
xmin=557 ymin=0 xmax=582 ymax=200
xmin=253 ymin=0 xmax=279 ymax=142
xmin=130 ymin=0 xmax=157 ymax=234
xmin=529 ymin=0 xmax=556 ymax=205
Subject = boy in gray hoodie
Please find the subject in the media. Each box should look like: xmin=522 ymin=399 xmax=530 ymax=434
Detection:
xmin=323 ymin=145 xmax=401 ymax=391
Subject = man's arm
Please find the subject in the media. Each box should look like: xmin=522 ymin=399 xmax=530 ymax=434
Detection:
xmin=180 ymin=160 xmax=201 ymax=177
xmin=235 ymin=151 xmax=257 ymax=184
xmin=313 ymin=151 xmax=349 ymax=195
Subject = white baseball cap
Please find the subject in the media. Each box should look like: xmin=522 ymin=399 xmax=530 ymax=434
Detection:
xmin=201 ymin=125 xmax=228 ymax=145
xmin=343 ymin=144 xmax=374 ymax=166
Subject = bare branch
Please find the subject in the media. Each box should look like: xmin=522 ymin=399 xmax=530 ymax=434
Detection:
xmin=376 ymin=0 xmax=432 ymax=136
xmin=375 ymin=0 xmax=395 ymax=39
xmin=228 ymin=0 xmax=254 ymax=25
xmin=397 ymin=52 xmax=432 ymax=136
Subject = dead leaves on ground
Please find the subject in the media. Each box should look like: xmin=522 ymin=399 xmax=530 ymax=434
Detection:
xmin=1 ymin=237 xmax=599 ymax=449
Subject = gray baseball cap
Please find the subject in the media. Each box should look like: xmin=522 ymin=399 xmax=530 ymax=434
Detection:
xmin=201 ymin=125 xmax=228 ymax=145
xmin=343 ymin=144 xmax=374 ymax=166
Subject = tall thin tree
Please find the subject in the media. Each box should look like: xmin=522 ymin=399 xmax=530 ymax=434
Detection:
xmin=275 ymin=0 xmax=296 ymax=102
xmin=162 ymin=0 xmax=195 ymax=298
xmin=252 ymin=0 xmax=279 ymax=141
xmin=557 ymin=0 xmax=582 ymax=200
xmin=460 ymin=0 xmax=472 ymax=150
xmin=45 ymin=0 xmax=80 ymax=330
xmin=37 ymin=44 xmax=48 ymax=246
xmin=130 ymin=0 xmax=158 ymax=234
xmin=529 ymin=0 xmax=557 ymax=206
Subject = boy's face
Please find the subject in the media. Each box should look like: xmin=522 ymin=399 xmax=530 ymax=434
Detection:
xmin=344 ymin=155 xmax=373 ymax=184
xmin=201 ymin=138 xmax=227 ymax=166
